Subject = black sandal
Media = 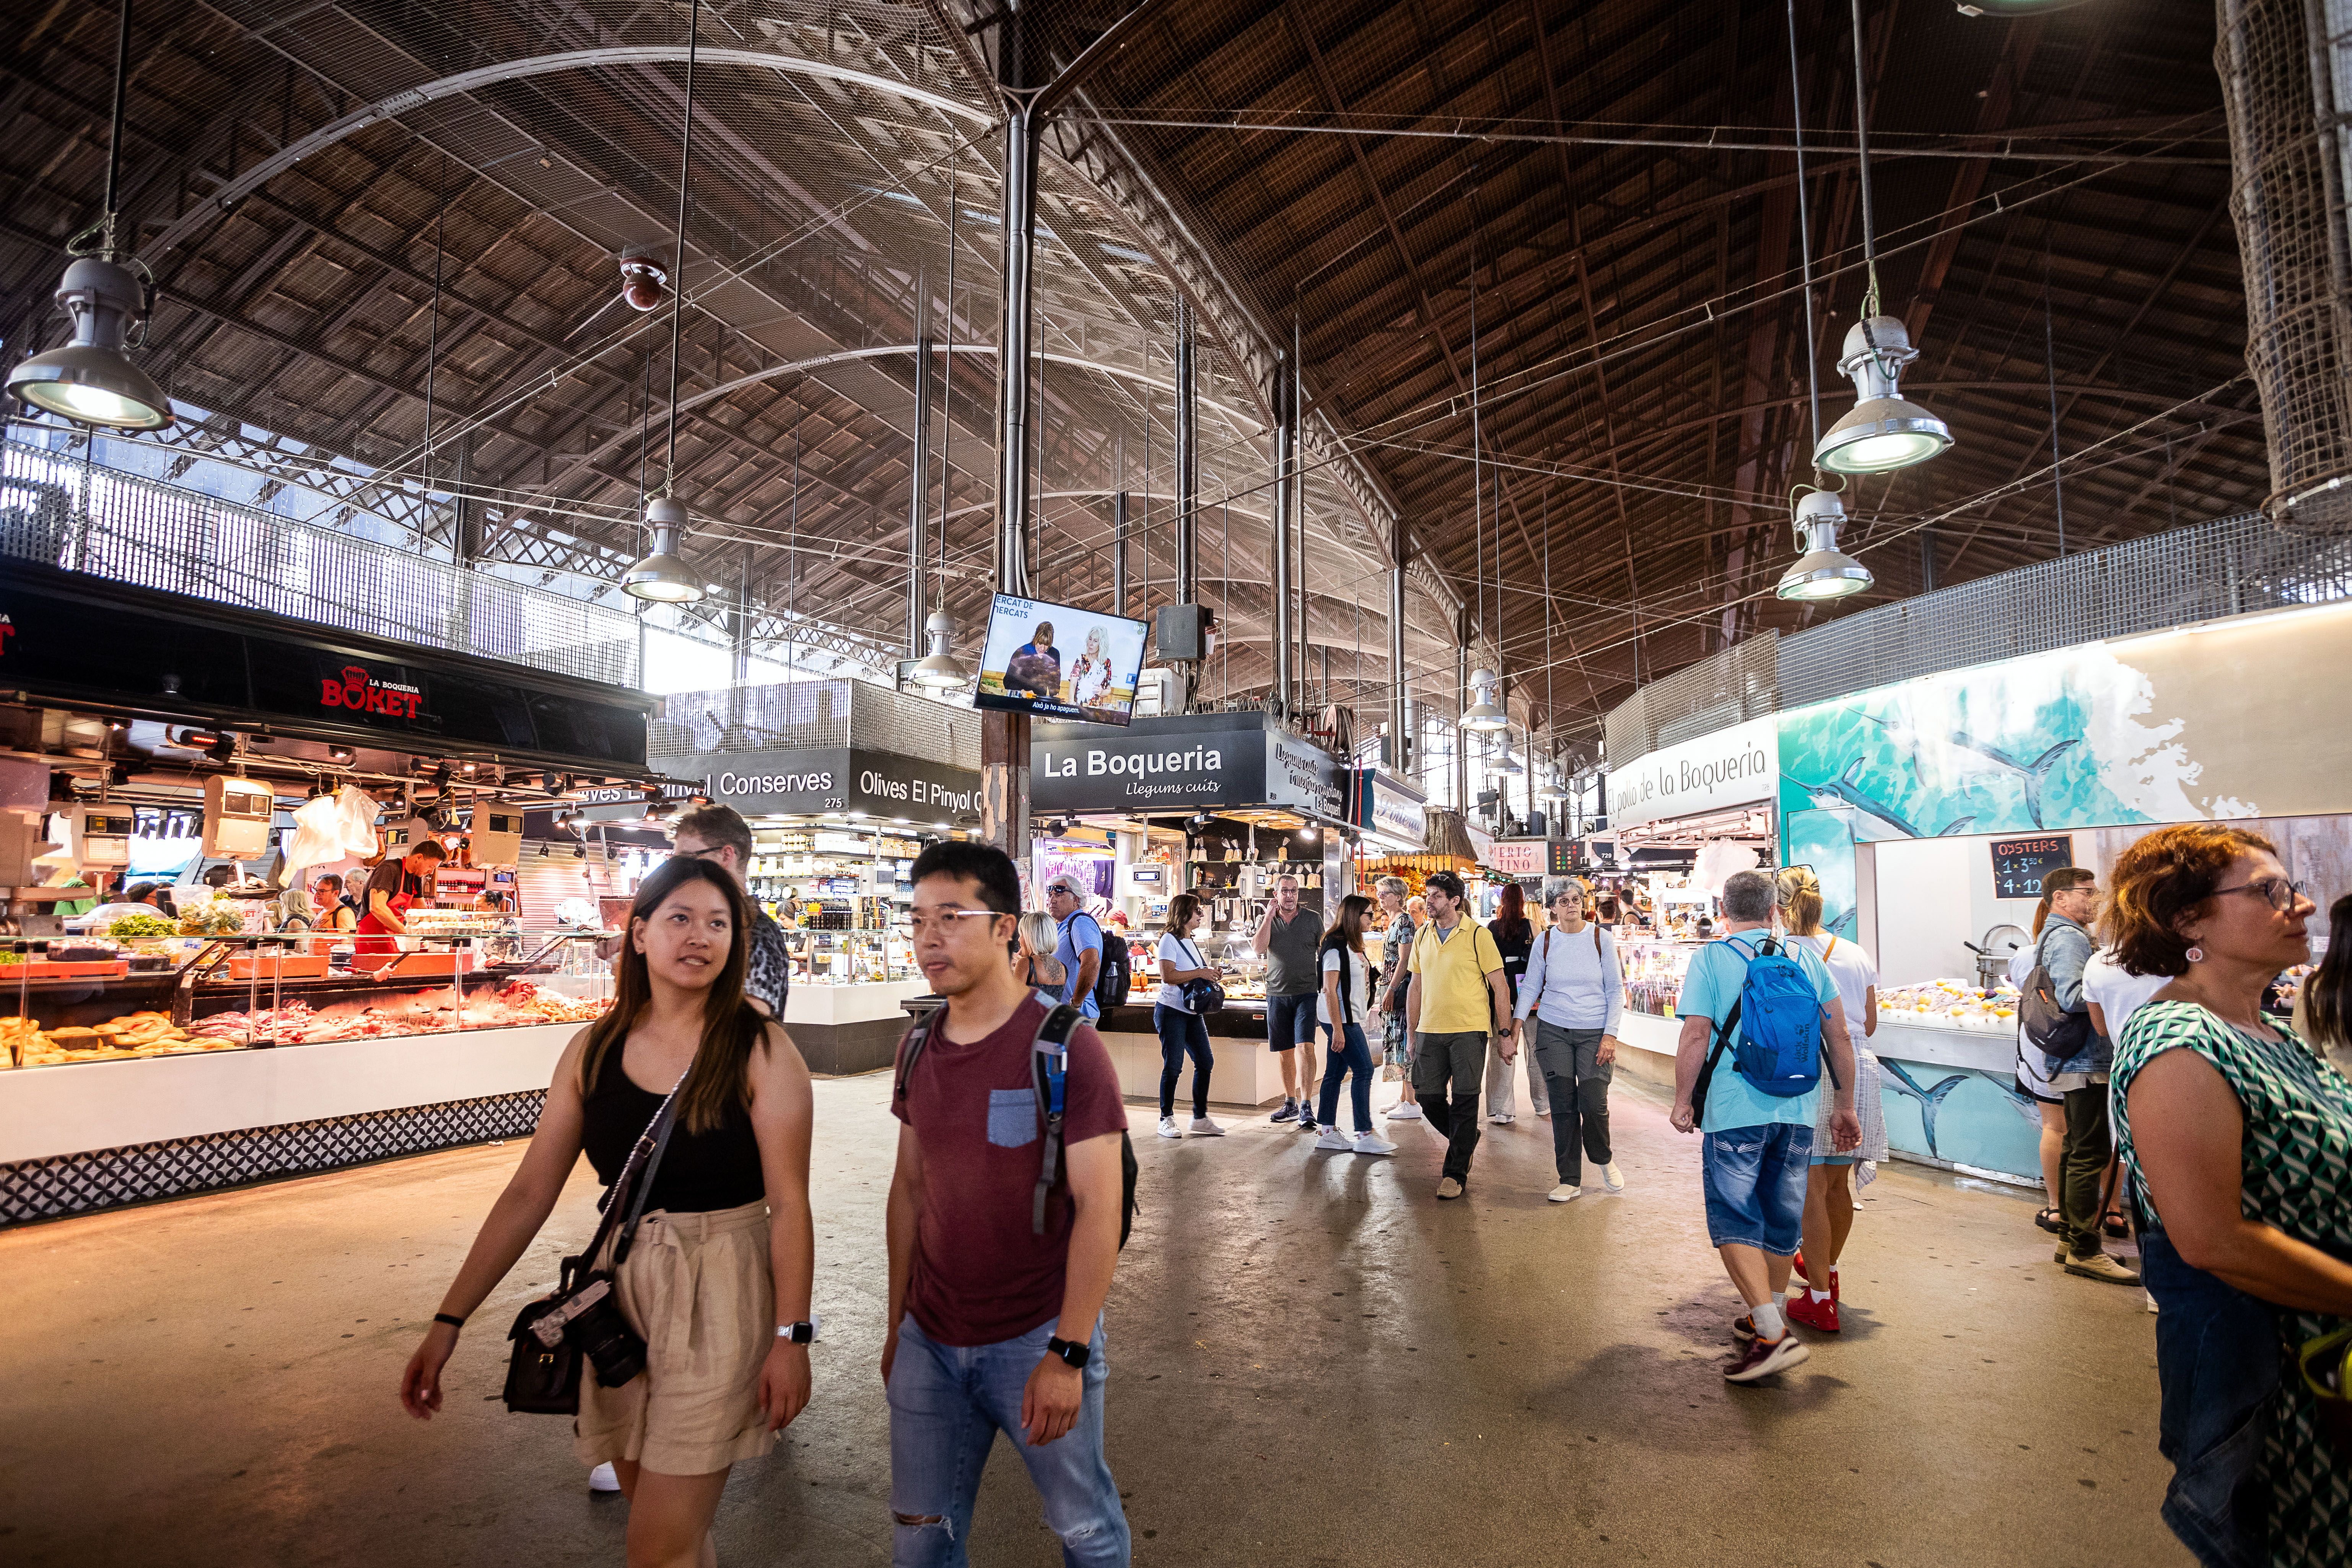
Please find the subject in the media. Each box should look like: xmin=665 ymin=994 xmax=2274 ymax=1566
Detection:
xmin=2103 ymin=1209 xmax=2130 ymax=1239
xmin=2034 ymin=1207 xmax=2062 ymax=1234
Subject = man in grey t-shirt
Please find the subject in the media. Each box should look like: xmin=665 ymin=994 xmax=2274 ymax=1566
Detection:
xmin=1253 ymin=874 xmax=1323 ymax=1127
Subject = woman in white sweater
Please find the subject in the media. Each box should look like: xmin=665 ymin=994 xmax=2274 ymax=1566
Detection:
xmin=1510 ymin=878 xmax=1628 ymax=1203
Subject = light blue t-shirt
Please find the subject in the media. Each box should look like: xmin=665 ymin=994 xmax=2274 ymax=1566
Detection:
xmin=1055 ymin=910 xmax=1105 ymax=1021
xmin=1679 ymin=930 xmax=1840 ymax=1132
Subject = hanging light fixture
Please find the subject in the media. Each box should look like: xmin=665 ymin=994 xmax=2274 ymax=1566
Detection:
xmin=1460 ymin=667 xmax=1509 ymax=732
xmin=909 ymin=609 xmax=968 ymax=688
xmin=1536 ymin=755 xmax=1570 ymax=802
xmin=8 ymin=0 xmax=171 ymax=430
xmin=1814 ymin=0 xmax=1952 ymax=475
xmin=621 ymin=0 xmax=706 ymax=604
xmin=1489 ymin=733 xmax=1525 ymax=776
xmin=1777 ymin=489 xmax=1873 ymax=601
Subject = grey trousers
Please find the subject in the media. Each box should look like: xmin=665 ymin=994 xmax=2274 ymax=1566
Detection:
xmin=1528 ymin=1021 xmax=1613 ymax=1185
xmin=1484 ymin=1035 xmax=1551 ymax=1117
xmin=1413 ymin=1030 xmax=1489 ymax=1180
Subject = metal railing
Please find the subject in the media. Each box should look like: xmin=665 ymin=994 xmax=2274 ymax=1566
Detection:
xmin=1605 ymin=512 xmax=2352 ymax=764
xmin=0 ymin=438 xmax=641 ymax=687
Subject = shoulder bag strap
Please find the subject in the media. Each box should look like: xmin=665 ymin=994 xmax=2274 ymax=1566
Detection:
xmin=575 ymin=1074 xmax=687 ymax=1281
xmin=892 ymin=1016 xmax=934 ymax=1106
xmin=1032 ymin=1004 xmax=1083 ymax=1235
xmin=610 ymin=1085 xmax=685 ymax=1267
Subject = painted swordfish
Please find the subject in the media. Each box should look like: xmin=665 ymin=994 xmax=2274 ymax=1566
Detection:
xmin=1803 ymin=757 xmax=1979 ymax=841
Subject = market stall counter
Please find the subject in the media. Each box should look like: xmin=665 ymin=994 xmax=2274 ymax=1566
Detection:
xmin=1091 ymin=998 xmax=1292 ymax=1110
xmin=1605 ymin=936 xmax=2043 ymax=1185
xmin=0 ymin=929 xmax=614 ymax=1225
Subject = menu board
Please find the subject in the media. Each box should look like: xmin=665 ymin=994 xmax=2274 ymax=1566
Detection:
xmin=1991 ymin=834 xmax=2075 ymax=900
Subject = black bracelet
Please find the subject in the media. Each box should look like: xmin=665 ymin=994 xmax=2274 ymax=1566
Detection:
xmin=433 ymin=1312 xmax=467 ymax=1330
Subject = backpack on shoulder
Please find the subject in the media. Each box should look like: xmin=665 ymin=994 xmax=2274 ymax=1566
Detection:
xmin=894 ymin=1003 xmax=1141 ymax=1248
xmin=1690 ymin=935 xmax=1836 ymax=1110
xmin=2019 ymin=928 xmax=2093 ymax=1071
xmin=1092 ymin=924 xmax=1132 ymax=1013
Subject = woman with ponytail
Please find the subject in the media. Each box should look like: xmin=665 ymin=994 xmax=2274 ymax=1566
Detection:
xmin=399 ymin=856 xmax=817 ymax=1567
xmin=1774 ymin=866 xmax=1882 ymax=1331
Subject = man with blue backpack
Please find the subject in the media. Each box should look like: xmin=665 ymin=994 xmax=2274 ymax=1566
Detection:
xmin=1670 ymin=870 xmax=1860 ymax=1383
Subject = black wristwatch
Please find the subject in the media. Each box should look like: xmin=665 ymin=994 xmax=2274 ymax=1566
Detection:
xmin=1046 ymin=1335 xmax=1091 ymax=1370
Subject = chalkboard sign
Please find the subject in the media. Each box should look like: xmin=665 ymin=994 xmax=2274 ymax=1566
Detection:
xmin=1991 ymin=834 xmax=2075 ymax=900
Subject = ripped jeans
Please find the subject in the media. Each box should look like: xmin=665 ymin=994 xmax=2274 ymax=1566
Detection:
xmin=886 ymin=1313 xmax=1129 ymax=1566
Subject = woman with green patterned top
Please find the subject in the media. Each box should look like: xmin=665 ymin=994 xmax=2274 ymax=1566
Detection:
xmin=2107 ymin=823 xmax=2334 ymax=1568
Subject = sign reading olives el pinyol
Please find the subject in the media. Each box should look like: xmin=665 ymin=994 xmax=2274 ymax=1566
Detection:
xmin=1604 ymin=716 xmax=1779 ymax=832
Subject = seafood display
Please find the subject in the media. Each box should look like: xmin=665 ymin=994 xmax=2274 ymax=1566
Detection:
xmin=189 ymin=980 xmax=608 ymax=1045
xmin=1878 ymin=978 xmax=2020 ymax=1031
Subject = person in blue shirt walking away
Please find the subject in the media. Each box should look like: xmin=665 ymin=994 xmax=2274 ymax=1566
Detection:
xmin=1670 ymin=869 xmax=1860 ymax=1383
xmin=1045 ymin=875 xmax=1106 ymax=1023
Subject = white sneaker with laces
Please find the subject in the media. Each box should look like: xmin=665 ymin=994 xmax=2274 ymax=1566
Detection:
xmin=1488 ymin=1112 xmax=1515 ymax=1125
xmin=1548 ymin=1184 xmax=1581 ymax=1203
xmin=589 ymin=1462 xmax=621 ymax=1494
xmin=1157 ymin=1116 xmax=1182 ymax=1139
xmin=1600 ymin=1161 xmax=1626 ymax=1193
xmin=1385 ymin=1101 xmax=1425 ymax=1121
xmin=1189 ymin=1116 xmax=1226 ymax=1137
xmin=1314 ymin=1126 xmax=1352 ymax=1152
xmin=1353 ymin=1132 xmax=1398 ymax=1156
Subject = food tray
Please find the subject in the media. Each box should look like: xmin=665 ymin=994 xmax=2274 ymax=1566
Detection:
xmin=376 ymin=951 xmax=477 ymax=980
xmin=227 ymin=953 xmax=331 ymax=981
xmin=21 ymin=959 xmax=132 ymax=981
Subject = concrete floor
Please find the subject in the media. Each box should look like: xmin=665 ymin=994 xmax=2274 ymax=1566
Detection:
xmin=2 ymin=1070 xmax=2190 ymax=1568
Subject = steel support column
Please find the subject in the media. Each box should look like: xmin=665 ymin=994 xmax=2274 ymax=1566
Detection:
xmin=1174 ymin=298 xmax=1198 ymax=606
xmin=906 ymin=261 xmax=932 ymax=658
xmin=983 ymin=12 xmax=1040 ymax=855
xmin=1454 ymin=616 xmax=1470 ymax=818
xmin=1113 ymin=490 xmax=1130 ymax=617
xmin=1270 ymin=351 xmax=1296 ymax=719
xmin=1387 ymin=513 xmax=1408 ymax=773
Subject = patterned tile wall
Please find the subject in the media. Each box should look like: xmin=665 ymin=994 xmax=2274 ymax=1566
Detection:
xmin=0 ymin=1090 xmax=547 ymax=1226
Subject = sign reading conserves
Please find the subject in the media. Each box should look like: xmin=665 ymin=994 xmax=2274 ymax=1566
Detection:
xmin=1605 ymin=716 xmax=1779 ymax=831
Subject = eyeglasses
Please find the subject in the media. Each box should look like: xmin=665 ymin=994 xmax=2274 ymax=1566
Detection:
xmin=2214 ymin=877 xmax=2311 ymax=913
xmin=671 ymin=845 xmax=723 ymax=862
xmin=908 ymin=908 xmax=1006 ymax=937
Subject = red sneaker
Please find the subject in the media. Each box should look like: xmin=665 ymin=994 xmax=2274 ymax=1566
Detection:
xmin=1790 ymin=1252 xmax=1839 ymax=1301
xmin=1786 ymin=1291 xmax=1841 ymax=1333
xmin=1724 ymin=1332 xmax=1811 ymax=1382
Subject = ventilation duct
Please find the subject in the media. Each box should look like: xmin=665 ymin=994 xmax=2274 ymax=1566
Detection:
xmin=2219 ymin=0 xmax=2352 ymax=533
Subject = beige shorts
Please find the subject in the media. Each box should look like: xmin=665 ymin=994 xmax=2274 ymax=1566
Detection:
xmin=573 ymin=1198 xmax=777 ymax=1477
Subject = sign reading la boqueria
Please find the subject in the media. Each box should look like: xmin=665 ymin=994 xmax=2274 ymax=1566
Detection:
xmin=1032 ymin=711 xmax=1346 ymax=820
xmin=1605 ymin=715 xmax=1779 ymax=832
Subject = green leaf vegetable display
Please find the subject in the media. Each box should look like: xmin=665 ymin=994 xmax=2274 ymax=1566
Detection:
xmin=107 ymin=912 xmax=180 ymax=940
xmin=177 ymin=903 xmax=246 ymax=938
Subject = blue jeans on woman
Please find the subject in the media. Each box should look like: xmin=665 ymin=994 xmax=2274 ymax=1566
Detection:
xmin=1152 ymin=1004 xmax=1213 ymax=1119
xmin=886 ymin=1314 xmax=1130 ymax=1566
xmin=2140 ymin=1226 xmax=2279 ymax=1568
xmin=1316 ymin=1019 xmax=1374 ymax=1134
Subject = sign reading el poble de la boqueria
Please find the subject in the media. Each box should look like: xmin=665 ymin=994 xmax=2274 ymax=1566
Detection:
xmin=1032 ymin=711 xmax=1345 ymax=818
xmin=663 ymin=747 xmax=982 ymax=820
xmin=1604 ymin=716 xmax=1779 ymax=832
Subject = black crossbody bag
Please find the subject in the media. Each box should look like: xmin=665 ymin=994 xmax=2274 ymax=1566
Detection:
xmin=501 ymin=1078 xmax=685 ymax=1415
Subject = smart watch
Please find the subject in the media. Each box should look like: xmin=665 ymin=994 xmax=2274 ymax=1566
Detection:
xmin=775 ymin=1316 xmax=821 ymax=1344
xmin=1046 ymin=1335 xmax=1091 ymax=1370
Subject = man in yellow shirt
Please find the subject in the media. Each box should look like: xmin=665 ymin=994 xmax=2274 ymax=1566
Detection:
xmin=1406 ymin=870 xmax=1514 ymax=1200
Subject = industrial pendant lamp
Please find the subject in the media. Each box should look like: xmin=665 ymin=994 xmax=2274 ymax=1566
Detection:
xmin=1777 ymin=0 xmax=1874 ymax=603
xmin=909 ymin=609 xmax=968 ymax=688
xmin=1489 ymin=733 xmax=1525 ymax=776
xmin=1461 ymin=667 xmax=1509 ymax=732
xmin=1777 ymin=490 xmax=1873 ymax=601
xmin=1536 ymin=754 xmax=1569 ymax=802
xmin=8 ymin=0 xmax=172 ymax=430
xmin=623 ymin=0 xmax=706 ymax=604
xmin=1813 ymin=0 xmax=1951 ymax=475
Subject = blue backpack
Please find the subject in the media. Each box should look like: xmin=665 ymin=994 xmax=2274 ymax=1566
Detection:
xmin=1692 ymin=935 xmax=1830 ymax=1107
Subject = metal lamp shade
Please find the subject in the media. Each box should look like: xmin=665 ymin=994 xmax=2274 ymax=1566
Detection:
xmin=1776 ymin=492 xmax=1873 ymax=601
xmin=910 ymin=612 xmax=968 ymax=688
xmin=1813 ymin=395 xmax=1952 ymax=474
xmin=8 ymin=259 xmax=172 ymax=430
xmin=623 ymin=497 xmax=703 ymax=602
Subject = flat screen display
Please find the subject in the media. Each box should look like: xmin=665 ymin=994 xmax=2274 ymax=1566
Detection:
xmin=974 ymin=594 xmax=1147 ymax=726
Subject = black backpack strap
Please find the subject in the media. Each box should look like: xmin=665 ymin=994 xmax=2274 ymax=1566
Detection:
xmin=892 ymin=1014 xmax=934 ymax=1107
xmin=1031 ymin=1003 xmax=1083 ymax=1236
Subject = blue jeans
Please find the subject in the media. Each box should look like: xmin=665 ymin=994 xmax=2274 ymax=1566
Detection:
xmin=887 ymin=1314 xmax=1129 ymax=1566
xmin=1265 ymin=992 xmax=1317 ymax=1055
xmin=2141 ymin=1228 xmax=2278 ymax=1568
xmin=1701 ymin=1122 xmax=1812 ymax=1253
xmin=1152 ymin=1004 xmax=1213 ymax=1119
xmin=1316 ymin=1020 xmax=1374 ymax=1133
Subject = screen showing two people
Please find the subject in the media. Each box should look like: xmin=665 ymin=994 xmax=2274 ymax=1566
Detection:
xmin=975 ymin=593 xmax=1148 ymax=726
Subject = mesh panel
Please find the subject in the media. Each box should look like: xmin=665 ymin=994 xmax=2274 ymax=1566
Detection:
xmin=2219 ymin=0 xmax=2352 ymax=532
xmin=0 ymin=438 xmax=640 ymax=685
xmin=1607 ymin=512 xmax=2352 ymax=758
xmin=647 ymin=678 xmax=976 ymax=767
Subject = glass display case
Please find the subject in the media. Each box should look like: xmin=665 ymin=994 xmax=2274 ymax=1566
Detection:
xmin=791 ymin=926 xmax=917 ymax=984
xmin=1620 ymin=936 xmax=1704 ymax=1018
xmin=1 ymin=928 xmax=615 ymax=1068
xmin=1875 ymin=978 xmax=2020 ymax=1034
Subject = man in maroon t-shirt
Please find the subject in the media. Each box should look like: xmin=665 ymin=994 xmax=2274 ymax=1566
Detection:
xmin=883 ymin=842 xmax=1131 ymax=1565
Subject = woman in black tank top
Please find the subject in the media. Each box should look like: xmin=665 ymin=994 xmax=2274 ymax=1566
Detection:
xmin=399 ymin=857 xmax=817 ymax=1562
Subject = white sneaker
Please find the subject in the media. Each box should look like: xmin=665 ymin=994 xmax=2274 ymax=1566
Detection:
xmin=1548 ymin=1184 xmax=1581 ymax=1203
xmin=1488 ymin=1112 xmax=1515 ymax=1125
xmin=1600 ymin=1161 xmax=1626 ymax=1194
xmin=588 ymin=1462 xmax=621 ymax=1494
xmin=2147 ymin=1292 xmax=2160 ymax=1315
xmin=1189 ymin=1116 xmax=1225 ymax=1137
xmin=1353 ymin=1132 xmax=1398 ymax=1156
xmin=1385 ymin=1101 xmax=1425 ymax=1121
xmin=1157 ymin=1116 xmax=1182 ymax=1139
xmin=1315 ymin=1126 xmax=1352 ymax=1152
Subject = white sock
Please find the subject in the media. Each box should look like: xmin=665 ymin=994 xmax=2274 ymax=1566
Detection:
xmin=1751 ymin=1301 xmax=1786 ymax=1340
xmin=1809 ymin=1287 xmax=1831 ymax=1303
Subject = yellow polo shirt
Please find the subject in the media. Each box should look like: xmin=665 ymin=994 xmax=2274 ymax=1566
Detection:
xmin=1408 ymin=918 xmax=1504 ymax=1035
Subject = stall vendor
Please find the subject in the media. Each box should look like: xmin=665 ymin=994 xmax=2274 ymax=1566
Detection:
xmin=352 ymin=840 xmax=448 ymax=959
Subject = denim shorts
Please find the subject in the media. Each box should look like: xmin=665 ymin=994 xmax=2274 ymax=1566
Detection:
xmin=1702 ymin=1122 xmax=1813 ymax=1253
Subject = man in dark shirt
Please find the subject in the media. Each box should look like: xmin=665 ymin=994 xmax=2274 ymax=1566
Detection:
xmin=669 ymin=804 xmax=789 ymax=1016
xmin=884 ymin=841 xmax=1130 ymax=1565
xmin=1253 ymin=874 xmax=1324 ymax=1128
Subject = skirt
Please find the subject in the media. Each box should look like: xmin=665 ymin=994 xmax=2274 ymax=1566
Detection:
xmin=574 ymin=1198 xmax=777 ymax=1477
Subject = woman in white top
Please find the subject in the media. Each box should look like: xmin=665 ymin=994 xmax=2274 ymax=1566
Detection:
xmin=1067 ymin=625 xmax=1115 ymax=710
xmin=1311 ymin=894 xmax=1395 ymax=1155
xmin=1776 ymin=866 xmax=1878 ymax=1332
xmin=1511 ymin=878 xmax=1627 ymax=1202
xmin=1151 ymin=892 xmax=1224 ymax=1139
